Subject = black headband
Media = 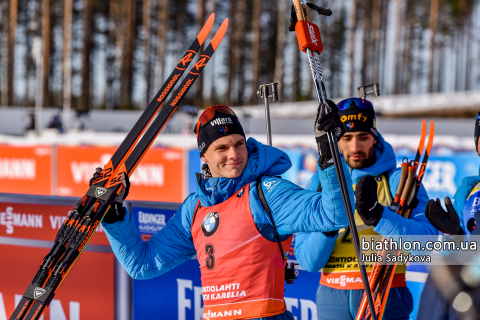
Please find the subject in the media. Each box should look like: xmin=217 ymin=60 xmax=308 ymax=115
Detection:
xmin=195 ymin=111 xmax=245 ymax=155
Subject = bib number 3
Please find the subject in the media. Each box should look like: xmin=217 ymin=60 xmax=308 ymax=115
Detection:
xmin=205 ymin=244 xmax=215 ymax=270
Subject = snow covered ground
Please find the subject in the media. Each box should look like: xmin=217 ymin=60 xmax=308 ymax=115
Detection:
xmin=2 ymin=91 xmax=479 ymax=136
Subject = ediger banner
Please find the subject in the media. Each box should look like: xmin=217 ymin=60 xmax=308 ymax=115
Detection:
xmin=56 ymin=145 xmax=184 ymax=202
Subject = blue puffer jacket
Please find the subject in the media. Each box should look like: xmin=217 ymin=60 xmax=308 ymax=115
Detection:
xmin=103 ymin=137 xmax=353 ymax=320
xmin=295 ymin=132 xmax=438 ymax=273
xmin=451 ymin=167 xmax=480 ymax=236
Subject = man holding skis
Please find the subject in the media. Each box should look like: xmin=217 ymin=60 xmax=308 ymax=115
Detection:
xmin=99 ymin=104 xmax=354 ymax=320
xmin=417 ymin=111 xmax=480 ymax=319
xmin=294 ymin=98 xmax=438 ymax=320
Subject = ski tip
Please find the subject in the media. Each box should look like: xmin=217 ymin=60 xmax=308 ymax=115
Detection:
xmin=426 ymin=120 xmax=435 ymax=155
xmin=211 ymin=18 xmax=229 ymax=50
xmin=197 ymin=13 xmax=215 ymax=45
xmin=418 ymin=119 xmax=427 ymax=152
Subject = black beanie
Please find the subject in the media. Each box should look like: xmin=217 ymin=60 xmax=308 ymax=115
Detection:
xmin=195 ymin=110 xmax=245 ymax=155
xmin=475 ymin=112 xmax=480 ymax=152
xmin=337 ymin=98 xmax=378 ymax=138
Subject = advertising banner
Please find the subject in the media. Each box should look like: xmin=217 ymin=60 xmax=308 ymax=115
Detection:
xmin=188 ymin=149 xmax=201 ymax=194
xmin=0 ymin=202 xmax=108 ymax=245
xmin=0 ymin=146 xmax=52 ymax=196
xmin=395 ymin=151 xmax=480 ymax=201
xmin=129 ymin=205 xmax=177 ymax=241
xmin=56 ymin=146 xmax=185 ymax=202
xmin=0 ymin=195 xmax=115 ymax=320
xmin=0 ymin=245 xmax=114 ymax=320
xmin=276 ymin=146 xmax=480 ymax=201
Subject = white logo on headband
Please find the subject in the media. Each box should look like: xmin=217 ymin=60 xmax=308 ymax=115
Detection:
xmin=210 ymin=118 xmax=233 ymax=126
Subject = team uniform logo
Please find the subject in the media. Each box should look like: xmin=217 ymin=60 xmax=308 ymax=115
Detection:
xmin=201 ymin=212 xmax=220 ymax=237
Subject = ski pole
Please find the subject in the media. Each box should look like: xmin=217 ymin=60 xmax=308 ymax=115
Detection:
xmin=257 ymin=83 xmax=279 ymax=146
xmin=291 ymin=1 xmax=377 ymax=319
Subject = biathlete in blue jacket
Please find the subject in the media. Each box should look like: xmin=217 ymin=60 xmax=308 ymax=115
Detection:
xmin=98 ymin=104 xmax=354 ymax=320
xmin=294 ymin=98 xmax=438 ymax=320
xmin=417 ymin=111 xmax=480 ymax=320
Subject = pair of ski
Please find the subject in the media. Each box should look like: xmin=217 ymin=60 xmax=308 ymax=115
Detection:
xmin=10 ymin=13 xmax=228 ymax=320
xmin=356 ymin=120 xmax=435 ymax=320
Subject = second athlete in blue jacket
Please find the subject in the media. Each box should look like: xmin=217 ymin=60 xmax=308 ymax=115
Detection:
xmin=294 ymin=98 xmax=438 ymax=320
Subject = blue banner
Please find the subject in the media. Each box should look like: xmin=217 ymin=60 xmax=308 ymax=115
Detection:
xmin=189 ymin=149 xmax=202 ymax=194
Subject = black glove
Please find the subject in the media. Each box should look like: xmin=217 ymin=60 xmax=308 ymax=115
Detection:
xmin=323 ymin=230 xmax=339 ymax=237
xmin=315 ymin=100 xmax=345 ymax=169
xmin=89 ymin=168 xmax=130 ymax=224
xmin=471 ymin=210 xmax=480 ymax=235
xmin=288 ymin=4 xmax=297 ymax=31
xmin=355 ymin=175 xmax=384 ymax=227
xmin=89 ymin=167 xmax=103 ymax=186
xmin=425 ymin=197 xmax=463 ymax=235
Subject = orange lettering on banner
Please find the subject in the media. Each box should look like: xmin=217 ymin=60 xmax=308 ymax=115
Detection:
xmin=56 ymin=146 xmax=184 ymax=202
xmin=0 ymin=146 xmax=52 ymax=195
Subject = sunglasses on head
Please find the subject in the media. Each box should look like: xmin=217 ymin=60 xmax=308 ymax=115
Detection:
xmin=337 ymin=98 xmax=374 ymax=112
xmin=195 ymin=105 xmax=237 ymax=138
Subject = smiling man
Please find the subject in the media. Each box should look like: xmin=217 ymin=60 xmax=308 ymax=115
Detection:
xmin=100 ymin=105 xmax=353 ymax=320
xmin=294 ymin=98 xmax=437 ymax=320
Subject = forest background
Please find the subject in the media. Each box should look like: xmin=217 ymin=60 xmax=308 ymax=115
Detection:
xmin=0 ymin=0 xmax=479 ymax=114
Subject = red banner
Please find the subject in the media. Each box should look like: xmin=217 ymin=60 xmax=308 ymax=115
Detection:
xmin=0 ymin=245 xmax=114 ymax=320
xmin=56 ymin=146 xmax=184 ymax=202
xmin=0 ymin=146 xmax=52 ymax=196
xmin=0 ymin=202 xmax=109 ymax=245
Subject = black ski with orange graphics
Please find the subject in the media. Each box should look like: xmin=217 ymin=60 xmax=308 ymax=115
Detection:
xmin=10 ymin=15 xmax=227 ymax=320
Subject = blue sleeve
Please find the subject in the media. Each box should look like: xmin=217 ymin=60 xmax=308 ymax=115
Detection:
xmin=259 ymin=155 xmax=354 ymax=235
xmin=102 ymin=194 xmax=198 ymax=280
xmin=373 ymin=170 xmax=438 ymax=237
xmin=305 ymin=172 xmax=321 ymax=191
xmin=453 ymin=176 xmax=480 ymax=234
xmin=294 ymin=231 xmax=337 ymax=272
xmin=453 ymin=179 xmax=469 ymax=229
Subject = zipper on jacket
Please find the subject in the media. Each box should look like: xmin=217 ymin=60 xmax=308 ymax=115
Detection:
xmin=212 ymin=180 xmax=218 ymax=198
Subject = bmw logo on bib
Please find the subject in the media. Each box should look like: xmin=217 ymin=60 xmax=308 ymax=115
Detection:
xmin=201 ymin=212 xmax=220 ymax=237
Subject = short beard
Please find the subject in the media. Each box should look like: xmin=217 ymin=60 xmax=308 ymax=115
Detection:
xmin=346 ymin=153 xmax=376 ymax=169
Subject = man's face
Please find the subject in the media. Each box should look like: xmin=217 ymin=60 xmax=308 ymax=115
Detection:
xmin=477 ymin=139 xmax=480 ymax=157
xmin=338 ymin=132 xmax=376 ymax=169
xmin=200 ymin=134 xmax=248 ymax=178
